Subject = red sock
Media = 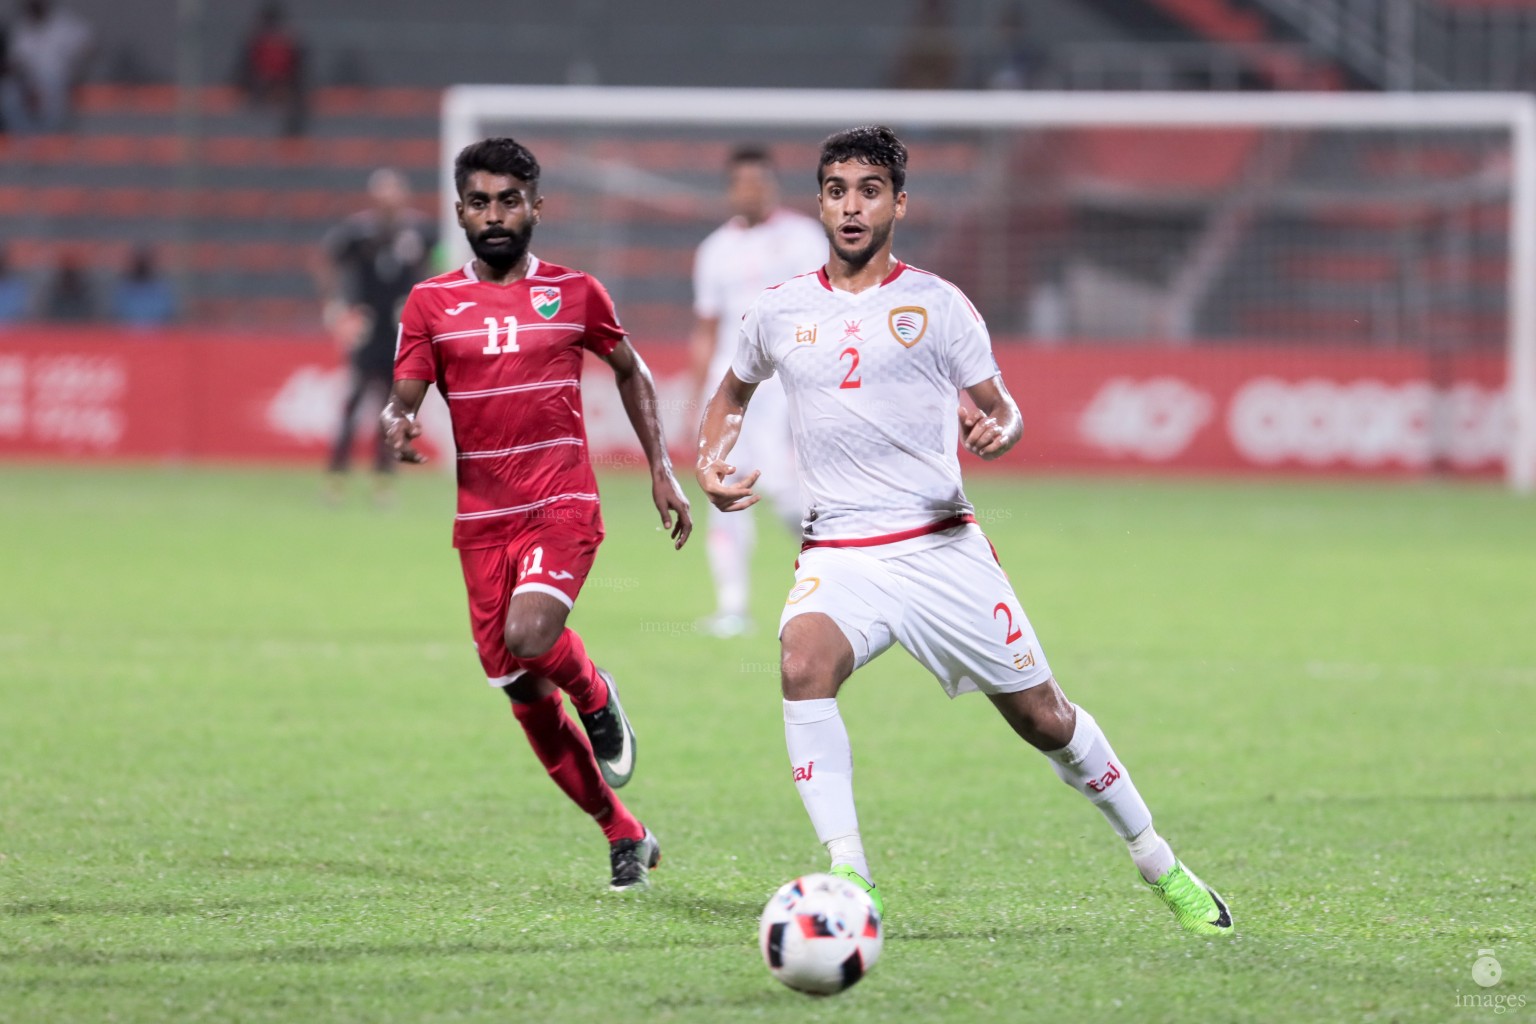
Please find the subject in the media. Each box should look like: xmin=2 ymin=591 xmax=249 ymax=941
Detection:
xmin=521 ymin=628 xmax=606 ymax=715
xmin=510 ymin=692 xmax=642 ymax=843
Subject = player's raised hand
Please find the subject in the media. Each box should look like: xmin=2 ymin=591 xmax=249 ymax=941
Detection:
xmin=959 ymin=406 xmax=1008 ymax=460
xmin=652 ymin=469 xmax=693 ymax=550
xmin=697 ymin=458 xmax=761 ymax=513
xmin=380 ymin=404 xmax=427 ymax=464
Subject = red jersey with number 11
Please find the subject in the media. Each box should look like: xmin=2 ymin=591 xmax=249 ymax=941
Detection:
xmin=394 ymin=256 xmax=625 ymax=549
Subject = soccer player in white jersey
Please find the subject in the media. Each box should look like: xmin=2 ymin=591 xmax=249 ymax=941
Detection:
xmin=690 ymin=146 xmax=827 ymax=637
xmin=696 ymin=126 xmax=1232 ymax=935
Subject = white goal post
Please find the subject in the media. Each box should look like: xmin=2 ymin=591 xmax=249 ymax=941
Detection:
xmin=441 ymin=86 xmax=1536 ymax=491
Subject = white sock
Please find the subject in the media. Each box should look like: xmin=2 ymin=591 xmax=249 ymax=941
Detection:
xmin=826 ymin=835 xmax=868 ymax=879
xmin=706 ymin=506 xmax=755 ymax=618
xmin=1045 ymin=705 xmax=1164 ymax=877
xmin=783 ymin=698 xmax=868 ymax=880
xmin=1127 ymin=825 xmax=1177 ymax=884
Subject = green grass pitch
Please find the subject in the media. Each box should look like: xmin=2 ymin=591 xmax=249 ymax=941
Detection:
xmin=2 ymin=465 xmax=1533 ymax=1023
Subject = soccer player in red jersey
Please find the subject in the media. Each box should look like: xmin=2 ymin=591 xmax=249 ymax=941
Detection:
xmin=380 ymin=137 xmax=692 ymax=892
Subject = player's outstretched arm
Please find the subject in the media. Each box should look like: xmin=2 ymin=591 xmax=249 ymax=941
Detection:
xmin=380 ymin=379 xmax=429 ymax=464
xmin=960 ymin=375 xmax=1023 ymax=461
xmin=602 ymin=339 xmax=693 ymax=550
xmin=696 ymin=370 xmax=762 ymax=513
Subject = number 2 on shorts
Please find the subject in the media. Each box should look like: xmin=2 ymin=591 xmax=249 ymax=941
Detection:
xmin=993 ymin=601 xmax=1023 ymax=645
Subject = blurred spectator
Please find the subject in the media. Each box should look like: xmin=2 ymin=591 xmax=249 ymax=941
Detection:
xmin=40 ymin=252 xmax=95 ymax=322
xmin=109 ymin=245 xmax=176 ymax=327
xmin=235 ymin=1 xmax=308 ymax=137
xmin=983 ymin=5 xmax=1043 ymax=90
xmin=2 ymin=0 xmax=94 ymax=133
xmin=890 ymin=0 xmax=959 ymax=90
xmin=313 ymin=167 xmax=436 ymax=504
xmin=0 ymin=245 xmax=28 ymax=323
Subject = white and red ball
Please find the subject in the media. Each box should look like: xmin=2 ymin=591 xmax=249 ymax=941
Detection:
xmin=758 ymin=873 xmax=883 ymax=995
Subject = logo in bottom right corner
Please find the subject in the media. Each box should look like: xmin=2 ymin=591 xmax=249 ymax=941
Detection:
xmin=1474 ymin=950 xmax=1504 ymax=989
xmin=1455 ymin=949 xmax=1527 ymax=1014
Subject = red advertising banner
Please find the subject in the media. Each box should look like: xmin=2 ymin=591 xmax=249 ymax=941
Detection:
xmin=0 ymin=329 xmax=1508 ymax=476
xmin=0 ymin=329 xmax=450 ymax=463
xmin=991 ymin=347 xmax=1507 ymax=475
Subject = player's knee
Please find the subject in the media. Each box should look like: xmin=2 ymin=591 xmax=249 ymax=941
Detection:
xmin=992 ymin=679 xmax=1075 ymax=750
xmin=780 ymin=648 xmax=837 ymax=700
xmin=779 ymin=638 xmax=852 ymax=701
xmin=504 ymin=618 xmax=560 ymax=660
xmin=779 ymin=614 xmax=854 ymax=700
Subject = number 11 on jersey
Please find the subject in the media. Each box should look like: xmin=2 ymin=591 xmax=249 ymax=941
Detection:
xmin=482 ymin=316 xmax=520 ymax=355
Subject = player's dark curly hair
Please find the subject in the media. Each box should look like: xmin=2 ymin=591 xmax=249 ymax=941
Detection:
xmin=817 ymin=125 xmax=907 ymax=192
xmin=454 ymin=137 xmax=541 ymax=196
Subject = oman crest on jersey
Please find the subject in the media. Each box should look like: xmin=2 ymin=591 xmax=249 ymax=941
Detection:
xmin=888 ymin=305 xmax=928 ymax=348
xmin=530 ymin=286 xmax=562 ymax=320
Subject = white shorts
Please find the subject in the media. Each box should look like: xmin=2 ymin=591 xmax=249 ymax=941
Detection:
xmin=778 ymin=525 xmax=1054 ymax=698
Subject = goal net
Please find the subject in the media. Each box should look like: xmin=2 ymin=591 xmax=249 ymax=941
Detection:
xmin=441 ymin=87 xmax=1536 ymax=491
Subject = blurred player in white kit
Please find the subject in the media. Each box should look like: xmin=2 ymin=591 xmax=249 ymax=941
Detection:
xmin=689 ymin=146 xmax=826 ymax=637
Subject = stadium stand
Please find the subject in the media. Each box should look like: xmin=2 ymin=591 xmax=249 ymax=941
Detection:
xmin=0 ymin=84 xmax=442 ymax=327
xmin=1 ymin=80 xmax=1508 ymax=347
xmin=0 ymin=0 xmax=1521 ymax=345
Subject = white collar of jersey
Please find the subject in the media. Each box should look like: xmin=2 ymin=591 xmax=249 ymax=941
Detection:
xmin=462 ymin=254 xmax=541 ymax=282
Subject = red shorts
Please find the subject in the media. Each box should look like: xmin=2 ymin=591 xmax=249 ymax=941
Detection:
xmin=458 ymin=511 xmax=604 ymax=684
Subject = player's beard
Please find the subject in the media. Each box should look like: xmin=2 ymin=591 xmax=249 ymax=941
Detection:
xmin=829 ymin=219 xmax=894 ymax=271
xmin=469 ymin=222 xmax=534 ymax=271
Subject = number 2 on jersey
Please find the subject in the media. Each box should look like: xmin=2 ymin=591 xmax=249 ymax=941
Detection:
xmin=482 ymin=315 xmax=520 ymax=355
xmin=839 ymin=347 xmax=862 ymax=389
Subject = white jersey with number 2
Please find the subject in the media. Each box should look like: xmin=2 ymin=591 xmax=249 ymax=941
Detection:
xmin=732 ymin=261 xmax=1000 ymax=545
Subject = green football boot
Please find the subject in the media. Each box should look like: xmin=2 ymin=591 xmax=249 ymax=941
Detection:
xmin=831 ymin=864 xmax=884 ymax=919
xmin=1149 ymin=860 xmax=1232 ymax=936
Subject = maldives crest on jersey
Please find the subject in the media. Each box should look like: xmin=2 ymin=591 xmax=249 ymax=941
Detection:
xmin=530 ymin=286 xmax=562 ymax=320
xmin=888 ymin=305 xmax=928 ymax=348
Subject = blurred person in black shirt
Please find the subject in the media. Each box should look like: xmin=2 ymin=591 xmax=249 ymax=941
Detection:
xmin=313 ymin=167 xmax=436 ymax=504
xmin=40 ymin=251 xmax=95 ymax=322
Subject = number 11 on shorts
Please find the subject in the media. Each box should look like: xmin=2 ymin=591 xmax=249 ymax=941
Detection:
xmin=520 ymin=546 xmax=544 ymax=578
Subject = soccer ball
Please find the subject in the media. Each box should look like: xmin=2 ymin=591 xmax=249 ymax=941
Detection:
xmin=758 ymin=873 xmax=883 ymax=995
